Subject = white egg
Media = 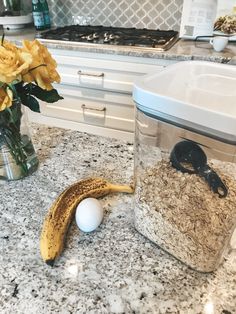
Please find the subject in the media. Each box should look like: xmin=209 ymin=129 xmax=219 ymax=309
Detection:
xmin=75 ymin=198 xmax=103 ymax=232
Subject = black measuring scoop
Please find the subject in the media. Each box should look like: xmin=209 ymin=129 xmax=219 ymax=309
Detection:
xmin=170 ymin=140 xmax=228 ymax=198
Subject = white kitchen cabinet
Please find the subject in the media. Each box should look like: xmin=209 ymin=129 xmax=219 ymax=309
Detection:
xmin=28 ymin=49 xmax=177 ymax=140
xmin=54 ymin=52 xmax=172 ymax=94
xmin=40 ymin=84 xmax=134 ymax=132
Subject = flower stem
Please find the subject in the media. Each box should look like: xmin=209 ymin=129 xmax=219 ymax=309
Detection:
xmin=0 ymin=126 xmax=28 ymax=175
xmin=0 ymin=103 xmax=29 ymax=177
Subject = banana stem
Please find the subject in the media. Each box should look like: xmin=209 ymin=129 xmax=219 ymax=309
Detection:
xmin=109 ymin=183 xmax=134 ymax=194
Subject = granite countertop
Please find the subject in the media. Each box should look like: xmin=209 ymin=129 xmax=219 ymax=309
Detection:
xmin=0 ymin=124 xmax=235 ymax=314
xmin=1 ymin=26 xmax=236 ymax=63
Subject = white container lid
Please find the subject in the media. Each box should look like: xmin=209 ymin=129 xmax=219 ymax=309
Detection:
xmin=133 ymin=61 xmax=236 ymax=143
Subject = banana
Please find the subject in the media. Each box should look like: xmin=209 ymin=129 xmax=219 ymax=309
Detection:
xmin=40 ymin=177 xmax=133 ymax=266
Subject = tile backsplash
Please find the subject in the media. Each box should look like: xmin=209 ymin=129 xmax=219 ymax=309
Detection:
xmin=48 ymin=0 xmax=184 ymax=31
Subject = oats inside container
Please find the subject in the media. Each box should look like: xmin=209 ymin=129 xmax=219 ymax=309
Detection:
xmin=134 ymin=159 xmax=236 ymax=272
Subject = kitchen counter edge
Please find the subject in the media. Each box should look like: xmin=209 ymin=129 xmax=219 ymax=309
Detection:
xmin=3 ymin=27 xmax=236 ymax=63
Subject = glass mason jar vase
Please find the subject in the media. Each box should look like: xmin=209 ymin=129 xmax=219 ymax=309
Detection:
xmin=0 ymin=101 xmax=39 ymax=181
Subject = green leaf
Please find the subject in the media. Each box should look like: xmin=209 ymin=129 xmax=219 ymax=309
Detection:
xmin=7 ymin=83 xmax=20 ymax=101
xmin=20 ymin=94 xmax=40 ymax=113
xmin=29 ymin=84 xmax=63 ymax=103
xmin=11 ymin=79 xmax=21 ymax=85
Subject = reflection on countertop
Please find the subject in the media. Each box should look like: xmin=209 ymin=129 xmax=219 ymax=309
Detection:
xmin=0 ymin=124 xmax=235 ymax=313
xmin=1 ymin=26 xmax=235 ymax=63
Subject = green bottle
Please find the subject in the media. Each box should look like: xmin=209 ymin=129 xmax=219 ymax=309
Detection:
xmin=32 ymin=0 xmax=45 ymax=30
xmin=40 ymin=0 xmax=51 ymax=29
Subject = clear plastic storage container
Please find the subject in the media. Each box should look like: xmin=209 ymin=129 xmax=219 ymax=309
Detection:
xmin=133 ymin=61 xmax=236 ymax=272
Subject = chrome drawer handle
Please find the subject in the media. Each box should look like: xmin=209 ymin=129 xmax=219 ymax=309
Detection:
xmin=77 ymin=70 xmax=105 ymax=77
xmin=81 ymin=104 xmax=106 ymax=112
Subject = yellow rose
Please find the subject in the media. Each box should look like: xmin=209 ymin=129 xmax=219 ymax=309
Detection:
xmin=22 ymin=40 xmax=60 ymax=90
xmin=0 ymin=41 xmax=32 ymax=84
xmin=2 ymin=40 xmax=18 ymax=52
xmin=0 ymin=87 xmax=13 ymax=111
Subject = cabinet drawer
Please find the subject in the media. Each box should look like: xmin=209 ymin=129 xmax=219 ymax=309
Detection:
xmin=41 ymin=85 xmax=135 ymax=132
xmin=53 ymin=54 xmax=165 ymax=93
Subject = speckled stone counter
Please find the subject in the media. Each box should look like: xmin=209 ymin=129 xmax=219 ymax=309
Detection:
xmin=0 ymin=125 xmax=235 ymax=314
xmin=2 ymin=27 xmax=236 ymax=63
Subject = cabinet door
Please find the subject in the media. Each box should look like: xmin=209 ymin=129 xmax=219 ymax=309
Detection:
xmin=40 ymin=84 xmax=135 ymax=132
xmin=53 ymin=54 xmax=166 ymax=93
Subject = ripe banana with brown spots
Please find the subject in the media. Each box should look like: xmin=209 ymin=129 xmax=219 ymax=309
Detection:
xmin=40 ymin=177 xmax=133 ymax=266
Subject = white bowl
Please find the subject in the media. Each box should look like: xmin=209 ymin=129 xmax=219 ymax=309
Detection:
xmin=0 ymin=14 xmax=33 ymax=29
